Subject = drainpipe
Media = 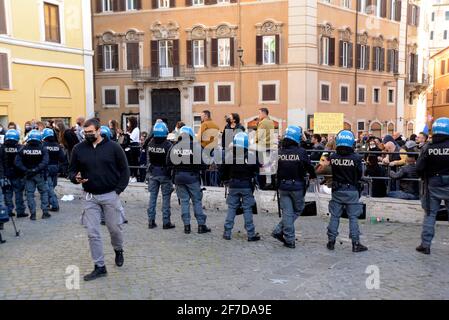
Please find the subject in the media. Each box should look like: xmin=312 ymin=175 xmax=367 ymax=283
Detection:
xmin=354 ymin=4 xmax=359 ymax=108
xmin=238 ymin=0 xmax=242 ymax=107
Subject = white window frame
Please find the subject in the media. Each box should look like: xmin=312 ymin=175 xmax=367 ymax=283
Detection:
xmin=192 ymin=82 xmax=209 ymax=105
xmin=372 ymin=87 xmax=381 ymax=104
xmin=193 ymin=39 xmax=205 ymax=68
xmin=390 ymin=0 xmax=397 ymax=20
xmin=102 ymin=0 xmax=113 ymax=12
xmin=321 ymin=36 xmax=330 ymax=66
xmin=339 ymin=83 xmax=350 ymax=104
xmin=103 ymin=44 xmax=115 ymax=71
xmin=319 ymin=81 xmax=331 ymax=104
xmin=360 ymin=44 xmax=367 ymax=70
xmin=258 ymin=80 xmax=280 ymax=105
xmin=342 ymin=41 xmax=349 ymax=68
xmin=217 ymin=0 xmax=230 ymax=4
xmin=387 ymin=87 xmax=396 ymax=105
xmin=159 ymin=39 xmax=173 ymax=69
xmin=357 ymin=85 xmax=367 ymax=104
xmin=0 ymin=47 xmax=12 ymax=90
xmin=262 ymin=35 xmax=276 ymax=65
xmin=102 ymin=86 xmax=120 ymax=108
xmin=193 ymin=113 xmax=202 ymax=135
xmin=214 ymin=81 xmax=234 ymax=105
xmin=357 ymin=120 xmax=366 ymax=132
xmin=126 ymin=0 xmax=138 ymax=11
xmin=218 ymin=38 xmax=231 ymax=67
xmin=125 ymin=85 xmax=140 ymax=108
xmin=159 ymin=0 xmax=170 ymax=9
xmin=193 ymin=0 xmax=205 ymax=6
xmin=39 ymin=0 xmax=66 ymax=45
xmin=341 ymin=0 xmax=350 ymax=9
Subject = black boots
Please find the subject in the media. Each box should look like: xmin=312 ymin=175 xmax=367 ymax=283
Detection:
xmin=50 ymin=207 xmax=60 ymax=212
xmin=42 ymin=212 xmax=52 ymax=219
xmin=148 ymin=220 xmax=157 ymax=229
xmin=248 ymin=234 xmax=261 ymax=242
xmin=352 ymin=242 xmax=368 ymax=253
xmin=17 ymin=213 xmax=29 ymax=218
xmin=416 ymin=244 xmax=431 ymax=255
xmin=115 ymin=250 xmax=124 ymax=267
xmin=284 ymin=242 xmax=296 ymax=249
xmin=0 ymin=223 xmax=3 ymax=231
xmin=272 ymin=232 xmax=286 ymax=244
xmin=84 ymin=265 xmax=108 ymax=281
xmin=223 ymin=233 xmax=231 ymax=240
xmin=198 ymin=225 xmax=211 ymax=234
xmin=163 ymin=222 xmax=176 ymax=230
xmin=184 ymin=225 xmax=191 ymax=234
xmin=30 ymin=213 xmax=36 ymax=221
xmin=327 ymin=240 xmax=336 ymax=251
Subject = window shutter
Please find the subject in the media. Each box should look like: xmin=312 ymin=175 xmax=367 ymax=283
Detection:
xmin=127 ymin=42 xmax=139 ymax=70
xmin=372 ymin=47 xmax=377 ymax=71
xmin=136 ymin=0 xmax=142 ymax=9
xmin=97 ymin=45 xmax=104 ymax=71
xmin=151 ymin=40 xmax=159 ymax=77
xmin=365 ymin=45 xmax=370 ymax=70
xmin=348 ymin=43 xmax=353 ymax=68
xmin=112 ymin=44 xmax=119 ymax=70
xmin=230 ymin=38 xmax=235 ymax=67
xmin=356 ymin=44 xmax=361 ymax=69
xmin=185 ymin=0 xmax=192 ymax=6
xmin=275 ymin=34 xmax=280 ymax=64
xmin=96 ymin=0 xmax=102 ymax=13
xmin=387 ymin=49 xmax=392 ymax=72
xmin=204 ymin=40 xmax=208 ymax=67
xmin=186 ymin=40 xmax=192 ymax=68
xmin=380 ymin=48 xmax=385 ymax=71
xmin=416 ymin=6 xmax=420 ymax=26
xmin=394 ymin=50 xmax=399 ymax=73
xmin=113 ymin=0 xmax=125 ymax=11
xmin=173 ymin=39 xmax=180 ymax=68
xmin=206 ymin=0 xmax=218 ymax=4
xmin=396 ymin=1 xmax=402 ymax=22
xmin=211 ymin=38 xmax=218 ymax=67
xmin=414 ymin=54 xmax=419 ymax=82
xmin=328 ymin=38 xmax=335 ymax=66
xmin=407 ymin=3 xmax=412 ymax=24
xmin=339 ymin=41 xmax=344 ymax=67
xmin=170 ymin=0 xmax=176 ymax=7
xmin=152 ymin=0 xmax=158 ymax=8
xmin=0 ymin=53 xmax=9 ymax=90
xmin=230 ymin=0 xmax=237 ymax=3
xmin=381 ymin=0 xmax=387 ymax=18
xmin=256 ymin=36 xmax=263 ymax=65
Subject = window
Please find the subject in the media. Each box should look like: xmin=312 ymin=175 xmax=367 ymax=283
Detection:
xmin=193 ymin=85 xmax=206 ymax=103
xmin=104 ymin=45 xmax=114 ymax=71
xmin=431 ymin=31 xmax=434 ymax=40
xmin=0 ymin=52 xmax=10 ymax=90
xmin=126 ymin=42 xmax=140 ymax=70
xmin=193 ymin=115 xmax=202 ymax=134
xmin=193 ymin=40 xmax=205 ymax=68
xmin=102 ymin=0 xmax=113 ymax=12
xmin=357 ymin=0 xmax=367 ymax=13
xmin=409 ymin=92 xmax=414 ymax=105
xmin=432 ymin=12 xmax=435 ymax=22
xmin=373 ymin=88 xmax=380 ymax=104
xmin=388 ymin=88 xmax=395 ymax=104
xmin=387 ymin=49 xmax=399 ymax=73
xmin=263 ymin=36 xmax=276 ymax=65
xmin=357 ymin=121 xmax=365 ymax=132
xmin=321 ymin=37 xmax=329 ymax=65
xmin=445 ymin=30 xmax=448 ymax=40
xmin=262 ymin=84 xmax=276 ymax=102
xmin=373 ymin=47 xmax=384 ymax=72
xmin=218 ymin=0 xmax=230 ymax=3
xmin=446 ymin=11 xmax=449 ymax=21
xmin=320 ymin=83 xmax=331 ymax=102
xmin=126 ymin=88 xmax=139 ymax=105
xmin=159 ymin=40 xmax=173 ymax=68
xmin=215 ymin=82 xmax=234 ymax=104
xmin=340 ymin=85 xmax=349 ymax=103
xmin=102 ymin=87 xmax=119 ymax=107
xmin=126 ymin=0 xmax=138 ymax=10
xmin=342 ymin=0 xmax=350 ymax=9
xmin=44 ymin=2 xmax=61 ymax=43
xmin=357 ymin=86 xmax=366 ymax=103
xmin=159 ymin=0 xmax=170 ymax=8
xmin=357 ymin=44 xmax=369 ymax=70
xmin=442 ymin=60 xmax=446 ymax=75
xmin=340 ymin=41 xmax=350 ymax=68
xmin=446 ymin=89 xmax=449 ymax=104
xmin=218 ymin=38 xmax=231 ymax=67
xmin=193 ymin=0 xmax=204 ymax=6
xmin=0 ymin=0 xmax=7 ymax=34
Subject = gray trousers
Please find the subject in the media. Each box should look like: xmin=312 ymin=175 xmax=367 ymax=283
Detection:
xmin=81 ymin=191 xmax=123 ymax=267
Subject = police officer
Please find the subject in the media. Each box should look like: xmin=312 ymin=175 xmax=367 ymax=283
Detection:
xmin=0 ymin=145 xmax=6 ymax=231
xmin=1 ymin=129 xmax=27 ymax=218
xmin=416 ymin=117 xmax=449 ymax=254
xmin=42 ymin=128 xmax=65 ymax=212
xmin=326 ymin=130 xmax=367 ymax=253
xmin=167 ymin=126 xmax=211 ymax=234
xmin=15 ymin=130 xmax=50 ymax=221
xmin=220 ymin=132 xmax=260 ymax=242
xmin=272 ymin=126 xmax=316 ymax=249
xmin=147 ymin=122 xmax=175 ymax=230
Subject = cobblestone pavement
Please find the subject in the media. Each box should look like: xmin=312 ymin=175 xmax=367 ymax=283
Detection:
xmin=1 ymin=194 xmax=449 ymax=300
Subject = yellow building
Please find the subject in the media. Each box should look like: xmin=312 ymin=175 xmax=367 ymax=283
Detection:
xmin=0 ymin=0 xmax=94 ymax=131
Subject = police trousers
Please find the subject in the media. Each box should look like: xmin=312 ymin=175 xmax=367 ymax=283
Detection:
xmin=327 ymin=190 xmax=362 ymax=242
xmin=147 ymin=175 xmax=174 ymax=224
xmin=421 ymin=175 xmax=449 ymax=247
xmin=46 ymin=175 xmax=59 ymax=210
xmin=81 ymin=191 xmax=123 ymax=267
xmin=273 ymin=190 xmax=305 ymax=244
xmin=3 ymin=177 xmax=26 ymax=215
xmin=25 ymin=174 xmax=49 ymax=214
xmin=224 ymin=188 xmax=256 ymax=238
xmin=176 ymin=182 xmax=207 ymax=226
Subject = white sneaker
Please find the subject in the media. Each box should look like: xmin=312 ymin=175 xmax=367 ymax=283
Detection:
xmin=130 ymin=177 xmax=137 ymax=183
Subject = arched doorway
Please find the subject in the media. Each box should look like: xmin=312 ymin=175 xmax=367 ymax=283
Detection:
xmin=370 ymin=122 xmax=382 ymax=138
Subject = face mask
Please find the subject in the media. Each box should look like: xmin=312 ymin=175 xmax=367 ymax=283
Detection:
xmin=226 ymin=118 xmax=232 ymax=125
xmin=25 ymin=126 xmax=31 ymax=132
xmin=85 ymin=133 xmax=97 ymax=143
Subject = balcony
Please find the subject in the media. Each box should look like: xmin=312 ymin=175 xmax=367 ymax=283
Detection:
xmin=406 ymin=73 xmax=429 ymax=94
xmin=132 ymin=65 xmax=195 ymax=83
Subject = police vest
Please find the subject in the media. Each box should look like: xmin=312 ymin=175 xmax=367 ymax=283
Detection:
xmin=20 ymin=145 xmax=45 ymax=169
xmin=44 ymin=142 xmax=62 ymax=166
xmin=330 ymin=153 xmax=362 ymax=187
xmin=425 ymin=140 xmax=449 ymax=177
xmin=277 ymin=146 xmax=306 ymax=182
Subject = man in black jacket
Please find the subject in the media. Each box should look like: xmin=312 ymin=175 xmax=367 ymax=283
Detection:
xmin=69 ymin=119 xmax=130 ymax=281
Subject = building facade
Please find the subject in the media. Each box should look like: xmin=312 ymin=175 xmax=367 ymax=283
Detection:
xmin=0 ymin=0 xmax=94 ymax=130
xmin=428 ymin=0 xmax=449 ymax=57
xmin=428 ymin=47 xmax=449 ymax=119
xmin=92 ymin=0 xmax=427 ymax=137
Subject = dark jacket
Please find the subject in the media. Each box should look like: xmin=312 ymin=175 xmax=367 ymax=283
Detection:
xmin=310 ymin=143 xmax=325 ymax=162
xmin=15 ymin=141 xmax=49 ymax=176
xmin=2 ymin=140 xmax=23 ymax=178
xmin=390 ymin=163 xmax=419 ymax=196
xmin=68 ymin=138 xmax=130 ymax=195
xmin=63 ymin=129 xmax=79 ymax=152
xmin=0 ymin=146 xmax=4 ymax=179
xmin=365 ymin=164 xmax=387 ymax=198
xmin=330 ymin=147 xmax=363 ymax=188
xmin=221 ymin=123 xmax=246 ymax=149
xmin=219 ymin=148 xmax=259 ymax=189
xmin=416 ymin=135 xmax=449 ymax=178
xmin=43 ymin=138 xmax=66 ymax=176
xmin=147 ymin=137 xmax=173 ymax=177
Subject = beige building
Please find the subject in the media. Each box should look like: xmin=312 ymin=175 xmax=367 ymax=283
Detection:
xmin=428 ymin=47 xmax=449 ymax=120
xmin=92 ymin=0 xmax=428 ymax=138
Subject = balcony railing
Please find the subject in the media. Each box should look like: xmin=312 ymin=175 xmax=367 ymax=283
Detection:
xmin=132 ymin=65 xmax=195 ymax=82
